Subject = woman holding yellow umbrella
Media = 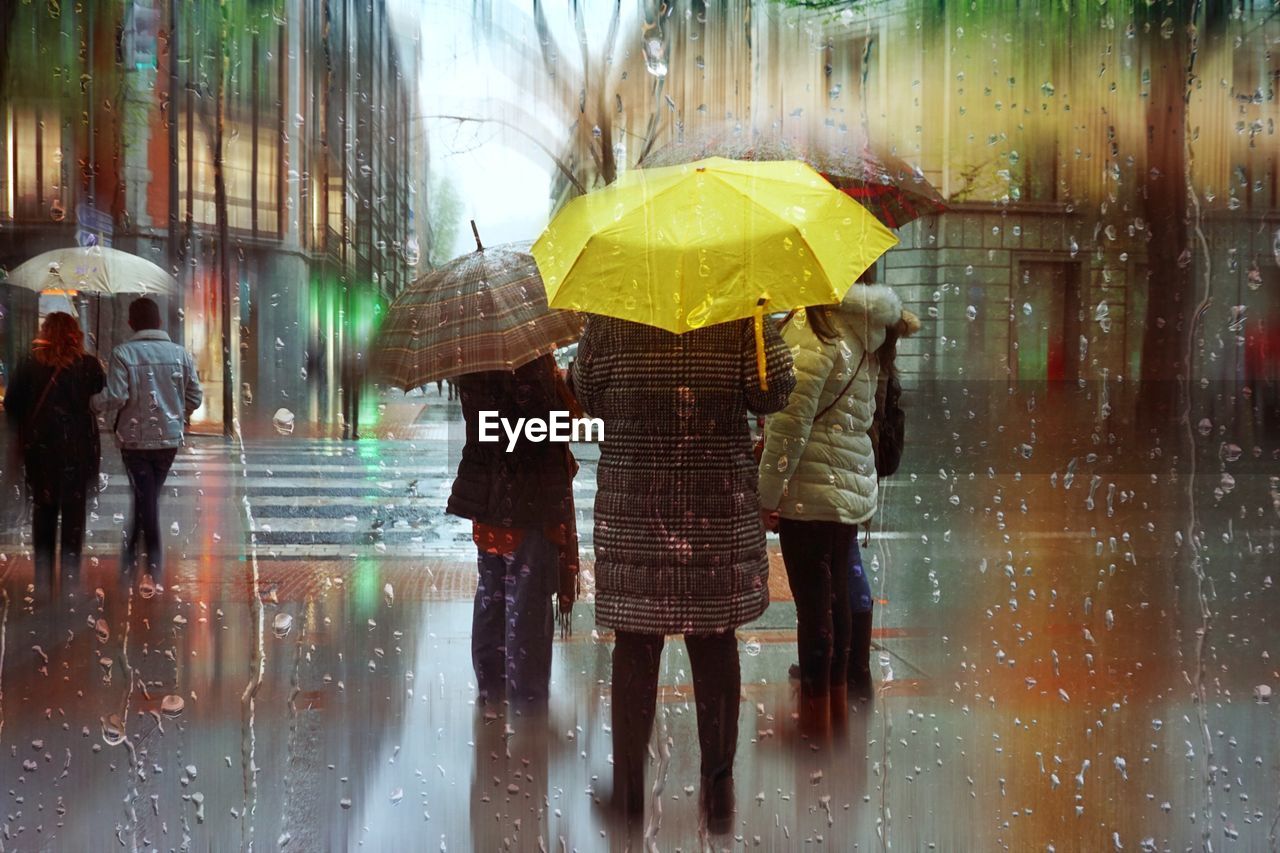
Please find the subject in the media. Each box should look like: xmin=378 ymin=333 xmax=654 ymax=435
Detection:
xmin=534 ymin=157 xmax=896 ymax=833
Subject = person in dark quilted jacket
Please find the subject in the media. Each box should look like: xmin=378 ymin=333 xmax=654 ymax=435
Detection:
xmin=446 ymin=353 xmax=579 ymax=708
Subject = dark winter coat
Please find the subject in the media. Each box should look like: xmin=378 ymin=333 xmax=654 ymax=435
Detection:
xmin=570 ymin=316 xmax=796 ymax=635
xmin=446 ymin=354 xmax=576 ymax=530
xmin=4 ymin=353 xmax=106 ymax=503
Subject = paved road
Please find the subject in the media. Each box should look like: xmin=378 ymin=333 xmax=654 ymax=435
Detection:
xmin=0 ymin=391 xmax=1277 ymax=850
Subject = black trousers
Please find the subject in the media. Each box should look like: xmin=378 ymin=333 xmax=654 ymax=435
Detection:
xmin=611 ymin=630 xmax=740 ymax=810
xmin=779 ymin=518 xmax=855 ymax=696
xmin=32 ymin=476 xmax=88 ymax=594
xmin=122 ymin=448 xmax=177 ymax=578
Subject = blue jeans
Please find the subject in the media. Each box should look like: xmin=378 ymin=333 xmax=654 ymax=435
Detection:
xmin=849 ymin=532 xmax=873 ymax=615
xmin=471 ymin=529 xmax=557 ymax=705
xmin=121 ymin=448 xmax=177 ymax=580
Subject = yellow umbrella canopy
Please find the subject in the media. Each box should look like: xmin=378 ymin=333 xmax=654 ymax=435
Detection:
xmin=531 ymin=157 xmax=898 ymax=335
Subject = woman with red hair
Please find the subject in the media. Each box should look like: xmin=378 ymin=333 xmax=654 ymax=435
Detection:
xmin=4 ymin=312 xmax=105 ymax=596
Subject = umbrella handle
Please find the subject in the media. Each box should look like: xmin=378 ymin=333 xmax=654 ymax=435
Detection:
xmin=754 ymin=298 xmax=769 ymax=392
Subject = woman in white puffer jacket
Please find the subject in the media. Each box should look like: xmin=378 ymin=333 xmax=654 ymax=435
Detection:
xmin=757 ymin=282 xmax=920 ymax=734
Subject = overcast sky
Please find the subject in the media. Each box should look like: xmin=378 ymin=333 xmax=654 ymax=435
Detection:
xmin=388 ymin=0 xmax=603 ymax=260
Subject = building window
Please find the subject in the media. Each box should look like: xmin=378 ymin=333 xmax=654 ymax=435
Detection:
xmin=179 ymin=118 xmax=279 ymax=235
xmin=328 ymin=171 xmax=344 ymax=244
xmin=2 ymin=106 xmax=11 ymax=218
xmin=254 ymin=124 xmax=279 ymax=235
xmin=179 ymin=121 xmax=217 ymax=227
xmin=2 ymin=106 xmax=64 ymax=221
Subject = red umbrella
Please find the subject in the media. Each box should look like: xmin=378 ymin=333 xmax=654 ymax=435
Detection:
xmin=641 ymin=127 xmax=946 ymax=229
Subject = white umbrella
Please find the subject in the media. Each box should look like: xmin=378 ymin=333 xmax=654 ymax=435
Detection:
xmin=2 ymin=246 xmax=176 ymax=295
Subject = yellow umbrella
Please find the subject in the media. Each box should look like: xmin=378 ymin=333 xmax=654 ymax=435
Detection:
xmin=531 ymin=157 xmax=898 ymax=387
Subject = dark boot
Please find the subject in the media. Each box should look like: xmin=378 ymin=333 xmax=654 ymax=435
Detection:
xmin=829 ymin=684 xmax=849 ymax=733
xmin=611 ymin=632 xmax=662 ymax=820
xmin=701 ymin=772 xmax=735 ymax=835
xmin=798 ymin=691 xmax=831 ymax=739
xmin=849 ymin=609 xmax=874 ymax=702
xmin=611 ymin=753 xmax=646 ymax=818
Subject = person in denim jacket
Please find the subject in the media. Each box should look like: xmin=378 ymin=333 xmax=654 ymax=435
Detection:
xmin=93 ymin=297 xmax=202 ymax=582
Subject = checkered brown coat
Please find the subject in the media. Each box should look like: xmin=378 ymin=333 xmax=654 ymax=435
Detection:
xmin=571 ymin=316 xmax=795 ymax=635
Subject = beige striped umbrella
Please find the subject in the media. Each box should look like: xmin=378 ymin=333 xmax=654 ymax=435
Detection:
xmin=371 ymin=233 xmax=582 ymax=389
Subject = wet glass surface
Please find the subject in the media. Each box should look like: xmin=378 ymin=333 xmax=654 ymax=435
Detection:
xmin=1 ymin=0 xmax=1279 ymax=849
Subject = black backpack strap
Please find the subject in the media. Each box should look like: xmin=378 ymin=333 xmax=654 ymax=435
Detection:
xmin=814 ymin=350 xmax=866 ymax=424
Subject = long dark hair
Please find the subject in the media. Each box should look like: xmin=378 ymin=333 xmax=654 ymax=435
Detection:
xmin=876 ymin=324 xmax=901 ymax=382
xmin=801 ymin=267 xmax=879 ymax=345
xmin=800 ymin=304 xmax=840 ymax=344
xmin=32 ymin=312 xmax=85 ymax=370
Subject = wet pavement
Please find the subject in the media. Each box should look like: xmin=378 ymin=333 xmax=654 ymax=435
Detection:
xmin=1 ymin=389 xmax=1278 ymax=851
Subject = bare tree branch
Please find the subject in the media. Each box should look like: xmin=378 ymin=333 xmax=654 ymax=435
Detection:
xmin=425 ymin=113 xmax=587 ymax=196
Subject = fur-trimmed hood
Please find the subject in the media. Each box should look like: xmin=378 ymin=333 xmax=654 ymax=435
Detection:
xmin=832 ymin=283 xmax=919 ymax=349
xmin=840 ymin=283 xmax=920 ymax=335
xmin=839 ymin=283 xmax=904 ymax=327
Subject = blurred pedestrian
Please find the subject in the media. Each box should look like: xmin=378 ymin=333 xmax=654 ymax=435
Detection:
xmin=3 ymin=312 xmax=105 ymax=598
xmin=93 ymin=297 xmax=202 ymax=584
xmin=447 ymin=353 xmax=579 ymax=708
xmin=571 ymin=315 xmax=795 ymax=831
xmin=757 ymin=284 xmax=919 ymax=735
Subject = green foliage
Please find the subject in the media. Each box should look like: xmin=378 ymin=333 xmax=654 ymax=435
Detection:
xmin=426 ymin=173 xmax=464 ymax=269
xmin=4 ymin=0 xmax=80 ymax=100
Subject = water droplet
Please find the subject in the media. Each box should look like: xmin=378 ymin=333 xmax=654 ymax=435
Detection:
xmin=273 ymin=408 xmax=296 ymax=435
xmin=643 ymin=38 xmax=668 ymax=78
xmin=272 ymin=612 xmax=294 ymax=639
xmin=101 ymin=714 xmax=126 ymax=746
xmin=161 ymin=694 xmax=185 ymax=716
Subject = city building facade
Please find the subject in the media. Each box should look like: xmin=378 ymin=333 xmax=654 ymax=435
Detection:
xmin=533 ymin=1 xmax=1278 ymax=411
xmin=1 ymin=0 xmax=423 ymax=435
